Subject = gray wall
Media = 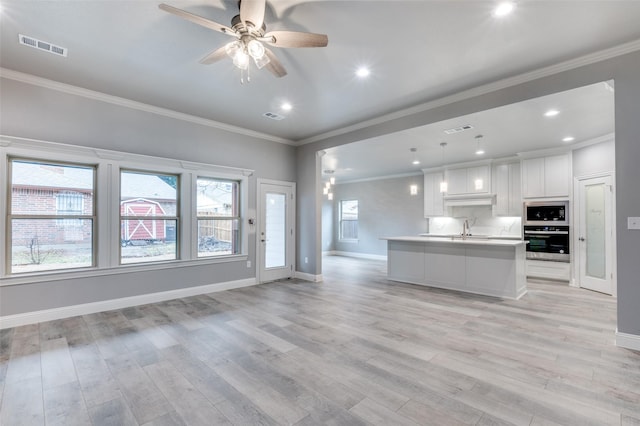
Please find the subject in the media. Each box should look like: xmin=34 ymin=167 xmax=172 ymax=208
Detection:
xmin=321 ymin=197 xmax=334 ymax=252
xmin=330 ymin=175 xmax=426 ymax=256
xmin=296 ymin=50 xmax=640 ymax=337
xmin=0 ymin=77 xmax=296 ymax=316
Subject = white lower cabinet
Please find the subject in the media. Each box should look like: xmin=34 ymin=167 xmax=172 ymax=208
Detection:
xmin=526 ymin=259 xmax=571 ymax=281
xmin=424 ymin=244 xmax=466 ymax=287
xmin=386 ymin=238 xmax=527 ymax=299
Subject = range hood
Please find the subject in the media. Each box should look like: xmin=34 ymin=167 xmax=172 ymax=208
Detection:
xmin=443 ymin=193 xmax=496 ymax=207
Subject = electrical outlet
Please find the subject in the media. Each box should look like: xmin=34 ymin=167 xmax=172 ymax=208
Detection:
xmin=628 ymin=217 xmax=640 ymax=230
xmin=246 ymin=260 xmax=252 ymax=268
xmin=304 ymin=257 xmax=308 ymax=264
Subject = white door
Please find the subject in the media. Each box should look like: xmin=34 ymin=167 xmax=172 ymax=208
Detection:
xmin=257 ymin=180 xmax=295 ymax=283
xmin=577 ymin=175 xmax=614 ymax=295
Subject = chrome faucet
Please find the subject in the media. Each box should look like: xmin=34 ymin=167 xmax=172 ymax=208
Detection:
xmin=462 ymin=219 xmax=470 ymax=239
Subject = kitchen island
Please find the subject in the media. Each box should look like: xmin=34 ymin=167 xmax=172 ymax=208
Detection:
xmin=382 ymin=236 xmax=527 ymax=299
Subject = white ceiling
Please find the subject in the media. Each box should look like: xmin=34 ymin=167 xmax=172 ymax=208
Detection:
xmin=0 ymin=1 xmax=636 ymax=170
xmin=323 ymin=81 xmax=615 ymax=181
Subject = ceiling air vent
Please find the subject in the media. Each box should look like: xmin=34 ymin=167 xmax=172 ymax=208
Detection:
xmin=444 ymin=124 xmax=474 ymax=135
xmin=19 ymin=34 xmax=67 ymax=57
xmin=263 ymin=112 xmax=285 ymax=121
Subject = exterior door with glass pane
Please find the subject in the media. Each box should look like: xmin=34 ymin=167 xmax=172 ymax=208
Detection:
xmin=577 ymin=175 xmax=614 ymax=295
xmin=258 ymin=180 xmax=295 ymax=283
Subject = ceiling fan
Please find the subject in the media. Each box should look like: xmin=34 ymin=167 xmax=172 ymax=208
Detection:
xmin=158 ymin=0 xmax=328 ymax=79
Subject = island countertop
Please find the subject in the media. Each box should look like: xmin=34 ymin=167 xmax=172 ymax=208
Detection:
xmin=384 ymin=236 xmax=527 ymax=299
xmin=381 ymin=235 xmax=526 ymax=246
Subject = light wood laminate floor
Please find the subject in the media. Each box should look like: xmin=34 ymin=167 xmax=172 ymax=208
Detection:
xmin=1 ymin=255 xmax=639 ymax=425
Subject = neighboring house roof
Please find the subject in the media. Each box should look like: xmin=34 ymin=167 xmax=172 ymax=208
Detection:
xmin=11 ymin=162 xmax=93 ymax=190
xmin=120 ymin=172 xmax=176 ymax=200
xmin=12 ymin=162 xmax=177 ymax=201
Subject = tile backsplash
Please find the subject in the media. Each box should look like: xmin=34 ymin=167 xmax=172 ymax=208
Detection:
xmin=429 ymin=206 xmax=521 ymax=237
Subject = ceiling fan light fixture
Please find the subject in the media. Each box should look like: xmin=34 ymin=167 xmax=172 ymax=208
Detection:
xmin=253 ymin=52 xmax=271 ymax=69
xmin=247 ymin=39 xmax=265 ymax=59
xmin=225 ymin=40 xmax=242 ymax=58
xmin=233 ymin=51 xmax=250 ymax=69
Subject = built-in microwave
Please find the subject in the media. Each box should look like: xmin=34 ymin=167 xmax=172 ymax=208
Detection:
xmin=524 ymin=201 xmax=569 ymax=226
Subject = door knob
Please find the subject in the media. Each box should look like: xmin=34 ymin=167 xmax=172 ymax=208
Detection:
xmin=579 ymin=237 xmax=585 ymax=241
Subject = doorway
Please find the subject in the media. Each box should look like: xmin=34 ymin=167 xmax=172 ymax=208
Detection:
xmin=575 ymin=174 xmax=616 ymax=295
xmin=257 ymin=179 xmax=295 ymax=283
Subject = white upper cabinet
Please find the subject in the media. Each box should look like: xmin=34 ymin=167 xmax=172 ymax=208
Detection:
xmin=423 ymin=171 xmax=444 ymax=217
xmin=522 ymin=153 xmax=570 ymax=198
xmin=493 ymin=161 xmax=522 ymax=216
xmin=444 ymin=165 xmax=490 ymax=195
xmin=446 ymin=168 xmax=468 ymax=195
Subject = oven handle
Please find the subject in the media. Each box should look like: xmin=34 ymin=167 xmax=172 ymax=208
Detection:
xmin=524 ymin=230 xmax=569 ymax=235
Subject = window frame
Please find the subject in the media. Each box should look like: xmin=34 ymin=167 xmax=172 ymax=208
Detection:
xmin=338 ymin=199 xmax=359 ymax=242
xmin=195 ymin=176 xmax=242 ymax=258
xmin=1 ymin=137 xmax=252 ymax=285
xmin=7 ymin=157 xmax=98 ymax=274
xmin=119 ymin=168 xmax=181 ymax=265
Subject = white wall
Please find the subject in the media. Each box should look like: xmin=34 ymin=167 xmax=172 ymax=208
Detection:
xmin=329 ymin=175 xmax=427 ymax=256
xmin=573 ymin=139 xmax=615 ymax=177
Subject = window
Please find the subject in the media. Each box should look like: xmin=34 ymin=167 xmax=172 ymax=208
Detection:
xmin=196 ymin=177 xmax=240 ymax=257
xmin=120 ymin=170 xmax=178 ymax=264
xmin=339 ymin=199 xmax=358 ymax=241
xmin=8 ymin=159 xmax=95 ymax=273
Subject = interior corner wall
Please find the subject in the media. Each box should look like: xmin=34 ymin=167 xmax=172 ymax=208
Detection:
xmin=295 ymin=50 xmax=640 ymax=338
xmin=0 ymin=76 xmax=296 ymax=317
xmin=573 ymin=139 xmax=615 ymax=177
xmin=332 ymin=176 xmax=426 ymax=256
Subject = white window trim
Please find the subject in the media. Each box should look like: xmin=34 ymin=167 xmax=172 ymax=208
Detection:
xmin=0 ymin=135 xmax=253 ymax=286
xmin=338 ymin=199 xmax=359 ymax=242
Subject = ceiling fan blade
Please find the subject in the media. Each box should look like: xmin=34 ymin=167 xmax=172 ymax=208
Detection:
xmin=200 ymin=45 xmax=228 ymax=65
xmin=264 ymin=49 xmax=287 ymax=78
xmin=263 ymin=31 xmax=328 ymax=48
xmin=240 ymin=0 xmax=266 ymax=31
xmin=159 ymin=3 xmax=236 ymax=36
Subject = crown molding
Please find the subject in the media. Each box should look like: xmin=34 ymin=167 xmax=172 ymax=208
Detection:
xmin=336 ymin=171 xmax=423 ymax=185
xmin=0 ymin=68 xmax=295 ymax=146
xmin=298 ymin=38 xmax=640 ymax=146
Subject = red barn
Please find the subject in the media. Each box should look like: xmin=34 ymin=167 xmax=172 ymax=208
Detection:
xmin=120 ymin=198 xmax=167 ymax=245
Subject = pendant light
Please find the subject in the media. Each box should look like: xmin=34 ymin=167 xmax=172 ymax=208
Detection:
xmin=410 ymin=147 xmax=420 ymax=165
xmin=475 ymin=134 xmax=485 ymax=155
xmin=439 ymin=142 xmax=448 ymax=193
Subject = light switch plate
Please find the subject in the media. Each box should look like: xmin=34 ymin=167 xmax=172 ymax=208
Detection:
xmin=628 ymin=217 xmax=640 ymax=230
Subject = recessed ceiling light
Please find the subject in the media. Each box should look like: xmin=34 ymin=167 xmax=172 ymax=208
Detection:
xmin=562 ymin=136 xmax=575 ymax=142
xmin=493 ymin=2 xmax=515 ymax=17
xmin=544 ymin=109 xmax=560 ymax=117
xmin=281 ymin=102 xmax=292 ymax=111
xmin=356 ymin=67 xmax=370 ymax=78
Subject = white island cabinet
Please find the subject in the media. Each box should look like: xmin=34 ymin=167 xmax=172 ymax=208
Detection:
xmin=383 ymin=237 xmax=527 ymax=299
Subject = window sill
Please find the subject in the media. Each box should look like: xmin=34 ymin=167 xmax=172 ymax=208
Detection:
xmin=0 ymin=254 xmax=248 ymax=287
xmin=339 ymin=239 xmax=359 ymax=244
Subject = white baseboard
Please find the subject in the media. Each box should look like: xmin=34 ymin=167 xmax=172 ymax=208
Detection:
xmin=331 ymin=251 xmax=388 ymax=261
xmin=616 ymin=330 xmax=640 ymax=351
xmin=295 ymin=271 xmax=323 ymax=282
xmin=0 ymin=278 xmax=256 ymax=330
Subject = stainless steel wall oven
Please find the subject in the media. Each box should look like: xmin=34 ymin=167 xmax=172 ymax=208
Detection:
xmin=523 ymin=225 xmax=570 ymax=262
